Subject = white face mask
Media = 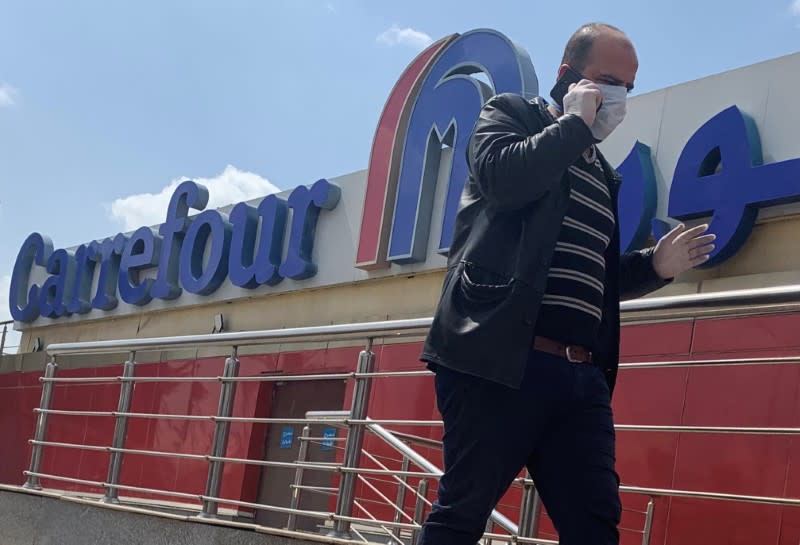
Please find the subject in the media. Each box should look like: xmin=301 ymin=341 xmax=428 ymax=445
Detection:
xmin=592 ymin=83 xmax=627 ymax=141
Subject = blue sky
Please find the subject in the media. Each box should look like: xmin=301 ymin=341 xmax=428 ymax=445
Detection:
xmin=1 ymin=0 xmax=799 ymax=338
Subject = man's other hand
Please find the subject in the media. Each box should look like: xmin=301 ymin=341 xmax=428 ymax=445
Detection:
xmin=652 ymin=223 xmax=716 ymax=280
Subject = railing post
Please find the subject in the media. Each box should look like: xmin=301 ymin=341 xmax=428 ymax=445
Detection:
xmin=530 ymin=486 xmax=542 ymax=538
xmin=329 ymin=338 xmax=375 ymax=538
xmin=518 ymin=476 xmax=536 ymax=538
xmin=1 ymin=322 xmax=7 ymax=355
xmin=103 ymin=351 xmax=136 ymax=503
xmin=410 ymin=479 xmax=428 ymax=545
xmin=23 ymin=356 xmax=58 ymax=490
xmin=519 ymin=475 xmax=543 ymax=540
xmin=483 ymin=518 xmax=494 ymax=545
xmin=287 ymin=424 xmax=311 ymax=531
xmin=200 ymin=346 xmax=240 ymax=518
xmin=641 ymin=498 xmax=655 ymax=545
xmin=390 ymin=456 xmax=410 ymax=541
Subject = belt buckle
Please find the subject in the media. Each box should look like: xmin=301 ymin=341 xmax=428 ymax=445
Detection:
xmin=565 ymin=345 xmax=583 ymax=363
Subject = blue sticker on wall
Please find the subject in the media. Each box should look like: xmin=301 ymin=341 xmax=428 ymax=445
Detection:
xmin=280 ymin=427 xmax=294 ymax=449
xmin=321 ymin=427 xmax=337 ymax=451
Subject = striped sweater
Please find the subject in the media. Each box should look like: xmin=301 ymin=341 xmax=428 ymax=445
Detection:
xmin=535 ymin=145 xmax=615 ymax=350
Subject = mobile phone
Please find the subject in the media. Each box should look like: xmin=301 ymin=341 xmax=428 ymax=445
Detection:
xmin=549 ymin=66 xmax=584 ymax=109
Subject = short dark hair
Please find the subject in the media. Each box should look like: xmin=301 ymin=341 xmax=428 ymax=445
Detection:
xmin=561 ymin=23 xmax=623 ymax=73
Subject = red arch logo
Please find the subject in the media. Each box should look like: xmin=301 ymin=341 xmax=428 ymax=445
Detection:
xmin=355 ymin=35 xmax=456 ymax=270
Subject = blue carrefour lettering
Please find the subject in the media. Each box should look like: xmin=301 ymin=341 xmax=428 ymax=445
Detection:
xmin=9 ymin=179 xmax=338 ymax=323
xmin=90 ymin=235 xmax=127 ymax=311
xmin=39 ymin=248 xmax=76 ymax=319
xmin=179 ymin=210 xmax=232 ymax=295
xmin=279 ymin=179 xmax=340 ymax=280
xmin=9 ymin=233 xmax=53 ymax=322
xmin=151 ymin=181 xmax=209 ymax=300
xmin=118 ymin=227 xmax=160 ymax=305
xmin=228 ymin=194 xmax=288 ymax=288
xmin=66 ymin=243 xmax=98 ymax=315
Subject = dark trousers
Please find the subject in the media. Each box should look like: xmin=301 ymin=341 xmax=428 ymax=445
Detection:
xmin=419 ymin=350 xmax=621 ymax=545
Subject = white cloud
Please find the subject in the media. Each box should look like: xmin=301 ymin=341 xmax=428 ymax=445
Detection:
xmin=109 ymin=165 xmax=280 ymax=231
xmin=376 ymin=25 xmax=433 ymax=50
xmin=325 ymin=2 xmax=336 ymax=13
xmin=0 ymin=84 xmax=18 ymax=107
xmin=792 ymin=0 xmax=800 ymax=15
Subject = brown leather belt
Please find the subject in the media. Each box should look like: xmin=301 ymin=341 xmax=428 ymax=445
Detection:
xmin=533 ymin=336 xmax=593 ymax=364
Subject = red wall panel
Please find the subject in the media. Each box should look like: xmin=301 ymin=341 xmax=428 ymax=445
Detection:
xmin=620 ymin=321 xmax=694 ymax=357
xmin=666 ymin=499 xmax=781 ymax=545
xmin=692 ymin=313 xmax=800 ymax=353
xmin=42 ymin=367 xmax=97 ymax=493
xmin=682 ymin=362 xmax=800 ymax=428
xmin=119 ymin=362 xmax=159 ymax=497
xmin=779 ymin=505 xmax=800 ymax=545
xmin=617 ymin=314 xmax=800 ymax=544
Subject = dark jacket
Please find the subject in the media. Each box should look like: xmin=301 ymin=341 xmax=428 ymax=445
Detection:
xmin=420 ymin=93 xmax=668 ymax=394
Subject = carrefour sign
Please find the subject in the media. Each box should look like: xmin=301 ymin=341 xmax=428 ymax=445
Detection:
xmin=10 ymin=179 xmax=340 ymax=323
xmin=9 ymin=29 xmax=800 ymax=325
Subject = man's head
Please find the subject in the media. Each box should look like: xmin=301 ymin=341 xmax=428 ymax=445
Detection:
xmin=559 ymin=23 xmax=638 ymax=92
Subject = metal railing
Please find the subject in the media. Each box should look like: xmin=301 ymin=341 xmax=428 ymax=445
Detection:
xmin=12 ymin=289 xmax=800 ymax=545
xmin=619 ymin=282 xmax=800 ymax=314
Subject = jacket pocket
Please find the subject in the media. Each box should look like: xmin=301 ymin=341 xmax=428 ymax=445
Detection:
xmin=421 ymin=261 xmax=531 ymax=388
xmin=459 ymin=262 xmax=514 ymax=306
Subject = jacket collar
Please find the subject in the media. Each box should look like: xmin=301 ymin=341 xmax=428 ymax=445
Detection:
xmin=597 ymin=151 xmax=622 ymax=188
xmin=531 ymin=96 xmax=623 ymax=188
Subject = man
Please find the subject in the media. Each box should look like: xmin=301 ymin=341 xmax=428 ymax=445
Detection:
xmin=419 ymin=23 xmax=715 ymax=545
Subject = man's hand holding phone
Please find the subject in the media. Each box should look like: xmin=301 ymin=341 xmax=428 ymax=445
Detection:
xmin=563 ymin=80 xmax=603 ymax=127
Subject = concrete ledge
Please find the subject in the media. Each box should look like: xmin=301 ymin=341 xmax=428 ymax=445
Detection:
xmin=0 ymin=487 xmax=326 ymax=545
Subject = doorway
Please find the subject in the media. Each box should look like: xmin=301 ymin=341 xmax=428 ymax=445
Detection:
xmin=255 ymin=378 xmax=347 ymax=531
